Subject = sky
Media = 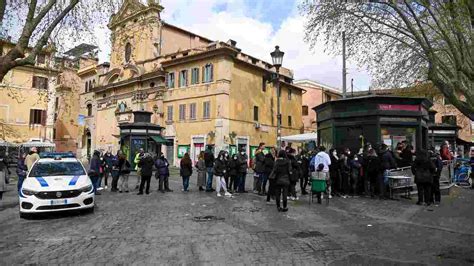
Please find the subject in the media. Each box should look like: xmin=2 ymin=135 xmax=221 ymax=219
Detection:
xmin=92 ymin=0 xmax=372 ymax=90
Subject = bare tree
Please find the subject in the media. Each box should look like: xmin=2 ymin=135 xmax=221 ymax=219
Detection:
xmin=300 ymin=0 xmax=473 ymax=119
xmin=0 ymin=0 xmax=121 ymax=82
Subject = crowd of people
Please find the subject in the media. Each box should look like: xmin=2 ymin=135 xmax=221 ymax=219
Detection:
xmin=0 ymin=140 xmax=472 ymax=212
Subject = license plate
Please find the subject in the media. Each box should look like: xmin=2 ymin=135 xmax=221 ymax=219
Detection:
xmin=50 ymin=199 xmax=68 ymax=205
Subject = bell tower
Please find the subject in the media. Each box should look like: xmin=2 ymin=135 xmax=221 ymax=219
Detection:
xmin=108 ymin=0 xmax=164 ymax=69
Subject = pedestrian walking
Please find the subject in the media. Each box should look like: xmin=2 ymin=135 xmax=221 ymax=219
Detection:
xmin=25 ymin=147 xmax=40 ymax=171
xmin=429 ymin=148 xmax=443 ymax=206
xmin=204 ymin=146 xmax=215 ymax=192
xmin=228 ymin=154 xmax=239 ymax=193
xmin=89 ymin=150 xmax=102 ymax=195
xmin=102 ymin=150 xmax=115 ymax=190
xmin=16 ymin=153 xmax=27 ymax=192
xmin=265 ymin=149 xmax=275 ymax=203
xmin=237 ymin=149 xmax=248 ymax=193
xmin=180 ymin=153 xmax=193 ymax=192
xmin=273 ymin=150 xmax=291 ymax=212
xmin=195 ymin=151 xmax=206 ymax=191
xmin=412 ymin=150 xmax=436 ymax=206
xmin=339 ymin=149 xmax=351 ymax=198
xmin=134 ymin=148 xmax=145 ymax=190
xmin=137 ymin=153 xmax=154 ymax=195
xmin=310 ymin=146 xmax=332 ymax=203
xmin=214 ymin=151 xmax=232 ymax=197
xmin=155 ymin=152 xmax=172 ymax=193
xmin=119 ymin=154 xmax=131 ymax=193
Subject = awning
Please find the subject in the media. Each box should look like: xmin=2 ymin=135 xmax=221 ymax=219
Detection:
xmin=0 ymin=140 xmax=19 ymax=147
xmin=21 ymin=141 xmax=56 ymax=148
xmin=150 ymin=135 xmax=169 ymax=144
xmin=279 ymin=133 xmax=317 ymax=143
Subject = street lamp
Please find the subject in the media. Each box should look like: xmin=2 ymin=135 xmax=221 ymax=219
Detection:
xmin=270 ymin=45 xmax=284 ymax=150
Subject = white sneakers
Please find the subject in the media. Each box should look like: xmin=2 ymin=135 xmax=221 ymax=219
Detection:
xmin=224 ymin=192 xmax=232 ymax=197
xmin=217 ymin=193 xmax=222 ymax=197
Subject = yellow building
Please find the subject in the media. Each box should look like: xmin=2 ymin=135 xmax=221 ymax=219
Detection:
xmin=0 ymin=39 xmax=59 ymax=146
xmin=79 ymin=0 xmax=303 ymax=165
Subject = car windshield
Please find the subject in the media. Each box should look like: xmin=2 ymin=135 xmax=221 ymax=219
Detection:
xmin=28 ymin=161 xmax=85 ymax=177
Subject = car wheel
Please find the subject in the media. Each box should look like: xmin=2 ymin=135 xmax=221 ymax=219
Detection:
xmin=19 ymin=212 xmax=31 ymax=219
xmin=82 ymin=206 xmax=95 ymax=215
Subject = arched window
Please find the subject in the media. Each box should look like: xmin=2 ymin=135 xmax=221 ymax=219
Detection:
xmin=87 ymin=104 xmax=92 ymax=116
xmin=125 ymin=43 xmax=132 ymax=63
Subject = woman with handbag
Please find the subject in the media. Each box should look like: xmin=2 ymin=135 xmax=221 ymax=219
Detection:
xmin=273 ymin=150 xmax=291 ymax=212
xmin=265 ymin=150 xmax=276 ymax=204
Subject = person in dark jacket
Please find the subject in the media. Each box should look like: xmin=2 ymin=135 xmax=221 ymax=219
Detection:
xmin=339 ymin=149 xmax=351 ymax=197
xmin=429 ymin=148 xmax=443 ymax=205
xmin=412 ymin=150 xmax=436 ymax=205
xmin=16 ymin=152 xmax=27 ymax=192
xmin=254 ymin=143 xmax=266 ymax=195
xmin=89 ymin=150 xmax=102 ymax=195
xmin=195 ymin=152 xmax=207 ymax=191
xmin=155 ymin=152 xmax=172 ymax=193
xmin=102 ymin=150 xmax=115 ymax=190
xmin=137 ymin=153 xmax=154 ymax=195
xmin=228 ymin=154 xmax=240 ymax=193
xmin=287 ymin=148 xmax=300 ymax=200
xmin=237 ymin=149 xmax=248 ymax=193
xmin=264 ymin=150 xmax=275 ymax=203
xmin=329 ymin=149 xmax=340 ymax=196
xmin=378 ymin=144 xmax=396 ymax=198
xmin=400 ymin=145 xmax=414 ymax=167
xmin=180 ymin=153 xmax=193 ymax=192
xmin=273 ymin=150 xmax=291 ymax=212
xmin=214 ymin=150 xmax=232 ymax=197
xmin=0 ymin=153 xmax=10 ymax=200
xmin=297 ymin=150 xmax=310 ymax=195
xmin=204 ymin=146 xmax=215 ymax=192
xmin=110 ymin=151 xmax=120 ymax=192
xmin=118 ymin=153 xmax=131 ymax=193
xmin=349 ymin=154 xmax=362 ymax=196
xmin=365 ymin=149 xmax=381 ymax=197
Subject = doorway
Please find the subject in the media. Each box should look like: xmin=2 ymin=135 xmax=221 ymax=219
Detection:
xmin=166 ymin=138 xmax=174 ymax=166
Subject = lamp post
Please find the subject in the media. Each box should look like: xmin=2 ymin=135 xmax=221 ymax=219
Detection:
xmin=270 ymin=45 xmax=284 ymax=150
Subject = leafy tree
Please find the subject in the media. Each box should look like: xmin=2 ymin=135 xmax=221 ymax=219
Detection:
xmin=300 ymin=0 xmax=473 ymax=119
xmin=0 ymin=0 xmax=120 ymax=82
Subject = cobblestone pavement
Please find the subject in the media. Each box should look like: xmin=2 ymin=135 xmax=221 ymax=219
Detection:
xmin=0 ymin=172 xmax=473 ymax=265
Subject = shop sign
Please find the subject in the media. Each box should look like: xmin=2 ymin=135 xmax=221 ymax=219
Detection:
xmin=378 ymin=104 xmax=419 ymax=111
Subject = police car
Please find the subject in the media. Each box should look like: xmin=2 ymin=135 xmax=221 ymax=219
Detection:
xmin=19 ymin=155 xmax=94 ymax=218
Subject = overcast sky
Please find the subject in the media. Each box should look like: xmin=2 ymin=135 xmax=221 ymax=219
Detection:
xmin=91 ymin=0 xmax=371 ymax=91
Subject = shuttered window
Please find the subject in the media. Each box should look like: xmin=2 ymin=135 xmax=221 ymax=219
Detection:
xmin=253 ymin=106 xmax=259 ymax=122
xmin=203 ymin=64 xmax=213 ymax=83
xmin=189 ymin=103 xmax=196 ymax=120
xmin=203 ymin=101 xmax=210 ymax=119
xmin=167 ymin=105 xmax=173 ymax=122
xmin=167 ymin=73 xmax=175 ymax=88
xmin=179 ymin=70 xmax=188 ymax=87
xmin=302 ymin=105 xmax=309 ymax=116
xmin=191 ymin=68 xmax=199 ymax=85
xmin=179 ymin=104 xmax=186 ymax=121
xmin=32 ymin=76 xmax=48 ymax=90
xmin=29 ymin=109 xmax=46 ymax=125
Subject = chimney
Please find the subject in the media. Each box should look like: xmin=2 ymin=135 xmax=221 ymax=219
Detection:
xmin=226 ymin=39 xmax=237 ymax=47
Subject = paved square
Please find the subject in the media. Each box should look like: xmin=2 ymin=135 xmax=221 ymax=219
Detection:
xmin=1 ymin=173 xmax=473 ymax=265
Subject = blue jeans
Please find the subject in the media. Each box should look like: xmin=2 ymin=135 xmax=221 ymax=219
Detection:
xmin=238 ymin=173 xmax=247 ymax=192
xmin=182 ymin=176 xmax=190 ymax=191
xmin=17 ymin=175 xmax=26 ymax=192
xmin=206 ymin=167 xmax=214 ymax=190
xmin=259 ymin=172 xmax=268 ymax=193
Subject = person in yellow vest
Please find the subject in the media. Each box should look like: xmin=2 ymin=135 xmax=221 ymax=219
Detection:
xmin=134 ymin=148 xmax=145 ymax=189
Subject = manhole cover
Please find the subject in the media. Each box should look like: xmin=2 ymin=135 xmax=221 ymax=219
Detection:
xmin=293 ymin=231 xmax=325 ymax=238
xmin=193 ymin=215 xmax=225 ymax=222
xmin=232 ymin=207 xmax=261 ymax=213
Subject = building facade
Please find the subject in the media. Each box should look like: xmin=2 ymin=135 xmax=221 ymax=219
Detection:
xmin=78 ymin=0 xmax=303 ymax=165
xmin=0 ymin=40 xmax=58 ymax=145
xmin=294 ymin=79 xmax=341 ymax=133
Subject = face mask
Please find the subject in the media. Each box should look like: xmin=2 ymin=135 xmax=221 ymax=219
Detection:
xmin=347 ymin=151 xmax=351 ymax=155
xmin=332 ymin=152 xmax=337 ymax=156
xmin=241 ymin=152 xmax=245 ymax=155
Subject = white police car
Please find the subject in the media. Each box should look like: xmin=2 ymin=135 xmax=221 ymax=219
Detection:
xmin=19 ymin=156 xmax=94 ymax=218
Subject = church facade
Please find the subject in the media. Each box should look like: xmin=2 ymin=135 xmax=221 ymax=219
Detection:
xmin=78 ymin=0 xmax=303 ymax=165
